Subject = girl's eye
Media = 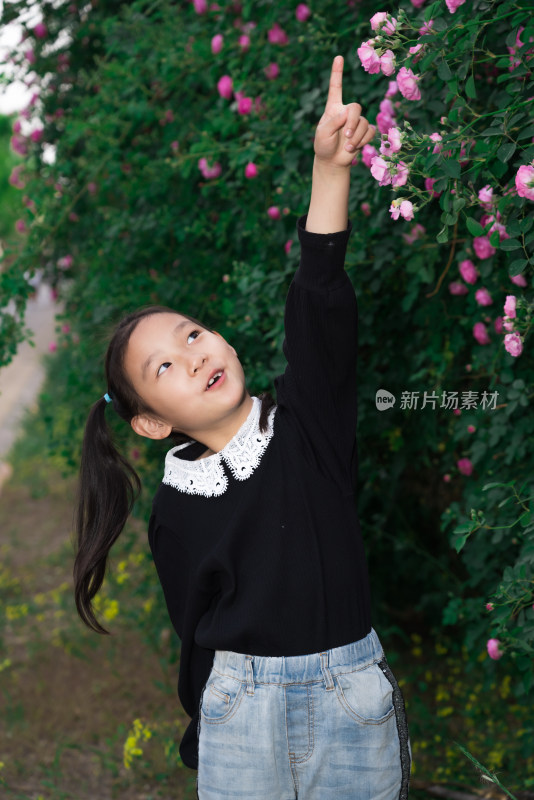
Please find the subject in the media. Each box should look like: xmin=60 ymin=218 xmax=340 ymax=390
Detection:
xmin=157 ymin=362 xmax=171 ymax=377
xmin=187 ymin=330 xmax=200 ymax=344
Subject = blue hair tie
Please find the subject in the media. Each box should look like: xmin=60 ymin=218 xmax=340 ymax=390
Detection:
xmin=104 ymin=392 xmax=113 ymax=404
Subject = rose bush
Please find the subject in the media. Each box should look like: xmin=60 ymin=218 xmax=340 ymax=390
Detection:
xmin=0 ymin=0 xmax=532 ymax=696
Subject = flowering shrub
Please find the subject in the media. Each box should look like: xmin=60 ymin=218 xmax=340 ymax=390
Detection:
xmin=0 ymin=0 xmax=532 ymax=693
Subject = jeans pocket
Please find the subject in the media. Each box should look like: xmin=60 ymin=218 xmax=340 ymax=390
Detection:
xmin=200 ymin=672 xmax=246 ymax=725
xmin=334 ymin=660 xmax=395 ymax=725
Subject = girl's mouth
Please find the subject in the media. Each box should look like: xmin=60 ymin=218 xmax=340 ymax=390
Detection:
xmin=206 ymin=370 xmax=225 ymax=390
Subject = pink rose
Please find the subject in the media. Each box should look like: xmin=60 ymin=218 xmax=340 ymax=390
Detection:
xmin=380 ymin=127 xmax=402 ymax=156
xmin=390 ymin=199 xmax=413 ymax=221
xmin=486 ymin=638 xmax=503 ymax=660
xmin=397 ymin=67 xmax=421 ymax=100
xmin=237 ymin=96 xmax=252 ymax=115
xmin=411 ymin=0 xmax=426 ymax=6
xmin=217 ymin=75 xmax=233 ymax=99
xmin=284 ymin=240 xmax=293 ymax=254
xmin=510 ymin=273 xmax=527 ymax=287
xmin=504 ymin=332 xmax=523 ymax=357
xmin=48 ymin=342 xmax=57 ymax=352
xmin=385 ymin=81 xmax=398 ymax=97
xmin=296 ymin=4 xmax=311 ymax=21
xmin=478 ymin=185 xmax=494 ymax=209
xmin=267 ymin=206 xmax=280 ymax=219
xmin=419 ymin=20 xmax=434 ymax=35
xmin=357 ymin=40 xmax=381 ymax=74
xmin=25 ymin=48 xmax=36 ymax=64
xmin=370 ymin=13 xmax=397 ymax=34
xmin=457 ymin=458 xmax=473 ymax=476
xmin=58 ymin=255 xmax=73 ymax=270
xmin=515 ymin=164 xmax=534 ymax=200
xmin=459 ymin=259 xmax=478 ymax=284
xmin=33 ymin=22 xmax=48 ymax=38
xmin=402 ymin=223 xmax=426 ymax=244
xmin=467 ymin=425 xmax=476 ymax=433
xmin=473 ymin=322 xmax=490 ymax=345
xmin=10 ymin=135 xmax=28 ymax=156
xmin=268 ymin=23 xmax=288 ymax=45
xmin=245 ymin=162 xmax=258 ymax=179
xmin=504 ymin=295 xmax=517 ymax=318
xmin=449 ymin=282 xmax=468 ymax=295
xmin=361 ymin=202 xmax=371 ymax=217
xmin=370 ymin=156 xmax=392 ymax=186
xmin=446 ymin=0 xmax=466 ymax=11
xmin=494 ymin=316 xmax=504 ymax=334
xmin=211 ymin=34 xmax=223 ymax=54
xmin=475 ymin=288 xmax=493 ymax=306
xmin=379 ymin=98 xmax=395 ymax=116
xmin=239 ymin=35 xmax=250 ymax=50
xmin=391 ymin=161 xmax=409 ymax=187
xmin=193 ymin=0 xmax=207 ymax=13
xmin=429 ymin=132 xmax=443 ymax=154
xmin=380 ymin=50 xmax=396 ymax=76
xmin=376 ymin=111 xmax=395 ymax=135
xmin=473 ymin=236 xmax=496 ymax=260
xmin=87 ymin=182 xmax=98 ymax=195
xmin=486 ymin=603 xmax=494 ymax=611
xmin=15 ymin=219 xmax=27 ymax=233
xmin=264 ymin=63 xmax=279 ymax=80
xmin=425 ymin=177 xmax=441 ymax=198
xmin=362 ymin=144 xmax=378 ymax=168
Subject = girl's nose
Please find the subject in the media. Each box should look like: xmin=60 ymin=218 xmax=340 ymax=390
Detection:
xmin=190 ymin=354 xmax=207 ymax=375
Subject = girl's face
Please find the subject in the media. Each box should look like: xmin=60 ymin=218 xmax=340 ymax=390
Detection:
xmin=124 ymin=312 xmax=250 ymax=444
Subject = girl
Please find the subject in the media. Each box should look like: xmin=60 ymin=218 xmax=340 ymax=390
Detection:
xmin=74 ymin=55 xmax=412 ymax=799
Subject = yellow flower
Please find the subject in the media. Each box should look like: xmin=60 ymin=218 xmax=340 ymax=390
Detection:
xmin=5 ymin=603 xmax=29 ymax=620
xmin=437 ymin=706 xmax=454 ymax=717
xmin=435 ymin=642 xmax=448 ymax=655
xmin=0 ymin=658 xmax=12 ymax=672
xmin=103 ymin=599 xmax=119 ymax=622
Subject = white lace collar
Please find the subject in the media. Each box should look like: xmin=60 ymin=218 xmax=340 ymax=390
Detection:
xmin=162 ymin=396 xmax=276 ymax=497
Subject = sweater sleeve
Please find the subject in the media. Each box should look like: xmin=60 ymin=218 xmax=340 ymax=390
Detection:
xmin=274 ymin=213 xmax=358 ymax=494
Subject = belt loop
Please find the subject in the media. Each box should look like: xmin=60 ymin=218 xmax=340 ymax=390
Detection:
xmin=320 ymin=651 xmax=335 ymax=691
xmin=245 ymin=655 xmax=255 ymax=696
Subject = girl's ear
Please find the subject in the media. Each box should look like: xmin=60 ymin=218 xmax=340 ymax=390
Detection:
xmin=131 ymin=414 xmax=172 ymax=440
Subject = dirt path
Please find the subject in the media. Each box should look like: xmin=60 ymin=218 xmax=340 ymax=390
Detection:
xmin=0 ymin=283 xmax=57 ymax=488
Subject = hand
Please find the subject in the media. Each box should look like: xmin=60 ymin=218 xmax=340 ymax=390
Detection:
xmin=314 ymin=55 xmax=376 ymax=168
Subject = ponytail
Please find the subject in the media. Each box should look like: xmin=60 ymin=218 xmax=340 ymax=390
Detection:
xmin=73 ymin=396 xmax=141 ymax=634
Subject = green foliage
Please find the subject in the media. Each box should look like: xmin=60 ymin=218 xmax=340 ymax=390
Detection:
xmin=0 ymin=0 xmax=532 ymax=704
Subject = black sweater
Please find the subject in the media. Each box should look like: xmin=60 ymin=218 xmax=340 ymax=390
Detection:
xmin=148 ymin=213 xmax=372 ymax=770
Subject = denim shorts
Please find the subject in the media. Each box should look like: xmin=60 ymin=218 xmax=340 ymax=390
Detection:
xmin=196 ymin=628 xmax=411 ymax=799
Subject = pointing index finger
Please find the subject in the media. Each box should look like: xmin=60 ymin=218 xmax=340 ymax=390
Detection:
xmin=326 ymin=54 xmax=343 ymax=107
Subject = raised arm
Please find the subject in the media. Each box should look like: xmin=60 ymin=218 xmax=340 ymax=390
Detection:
xmin=306 ymin=55 xmax=376 ymax=234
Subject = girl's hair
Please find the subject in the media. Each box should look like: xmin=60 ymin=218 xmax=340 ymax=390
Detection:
xmin=73 ymin=305 xmax=275 ymax=634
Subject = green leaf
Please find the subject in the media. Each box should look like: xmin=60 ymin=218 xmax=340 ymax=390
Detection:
xmin=497 ymin=142 xmax=517 ymax=162
xmin=519 ymin=511 xmax=531 ymax=527
xmin=452 ymin=196 xmax=466 ymax=212
xmin=482 ymin=481 xmax=516 ymax=491
xmin=518 ymin=124 xmax=534 ymax=140
xmin=442 ymin=158 xmax=461 ymax=179
xmin=465 ymin=75 xmax=477 ymax=98
xmin=466 ymin=217 xmax=484 ymax=236
xmin=500 ymin=238 xmax=522 ymax=251
xmin=436 ymin=226 xmax=449 ymax=243
xmin=508 ymin=258 xmax=527 ymax=274
xmin=489 ymin=230 xmax=500 ymax=247
xmin=438 ymin=59 xmax=453 ymax=81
